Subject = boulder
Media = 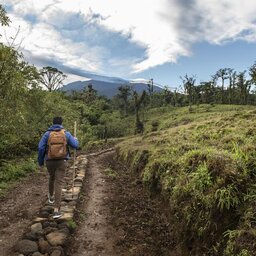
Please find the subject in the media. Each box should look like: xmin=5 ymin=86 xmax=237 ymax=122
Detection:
xmin=38 ymin=238 xmax=50 ymax=254
xmin=31 ymin=223 xmax=43 ymax=234
xmin=23 ymin=231 xmax=38 ymax=241
xmin=39 ymin=211 xmax=50 ymax=218
xmin=15 ymin=239 xmax=38 ymax=255
xmin=44 ymin=227 xmax=58 ymax=235
xmin=46 ymin=231 xmax=67 ymax=246
xmin=42 ymin=221 xmax=58 ymax=229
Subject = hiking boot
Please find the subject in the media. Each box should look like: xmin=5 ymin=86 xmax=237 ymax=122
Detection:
xmin=53 ymin=211 xmax=62 ymax=219
xmin=48 ymin=194 xmax=55 ymax=204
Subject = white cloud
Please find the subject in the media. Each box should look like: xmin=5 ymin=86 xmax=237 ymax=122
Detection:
xmin=1 ymin=0 xmax=256 ymax=78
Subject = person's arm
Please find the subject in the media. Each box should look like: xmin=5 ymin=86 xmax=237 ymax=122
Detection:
xmin=66 ymin=131 xmax=79 ymax=149
xmin=38 ymin=132 xmax=49 ymax=166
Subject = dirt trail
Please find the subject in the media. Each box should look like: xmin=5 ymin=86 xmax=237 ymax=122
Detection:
xmin=66 ymin=151 xmax=174 ymax=256
xmin=0 ymin=171 xmax=48 ymax=256
xmin=66 ymin=151 xmax=115 ymax=256
xmin=0 ymin=150 xmax=174 ymax=256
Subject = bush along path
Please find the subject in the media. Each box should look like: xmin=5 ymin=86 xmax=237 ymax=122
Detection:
xmin=9 ymin=154 xmax=88 ymax=256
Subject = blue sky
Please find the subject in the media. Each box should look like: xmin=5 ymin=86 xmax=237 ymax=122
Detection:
xmin=1 ymin=0 xmax=256 ymax=89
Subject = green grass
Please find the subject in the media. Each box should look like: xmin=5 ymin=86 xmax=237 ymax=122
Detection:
xmin=104 ymin=167 xmax=118 ymax=178
xmin=0 ymin=156 xmax=37 ymax=194
xmin=116 ymin=104 xmax=256 ymax=256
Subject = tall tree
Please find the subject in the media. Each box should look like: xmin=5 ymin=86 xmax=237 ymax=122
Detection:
xmin=199 ymin=81 xmax=214 ymax=104
xmin=117 ymin=85 xmax=131 ymax=116
xmin=228 ymin=69 xmax=237 ymax=104
xmin=147 ymin=78 xmax=154 ymax=107
xmin=180 ymin=74 xmax=196 ymax=109
xmin=39 ymin=66 xmax=67 ymax=92
xmin=133 ymin=90 xmax=146 ymax=134
xmin=236 ymin=71 xmax=251 ymax=105
xmin=82 ymin=83 xmax=97 ymax=104
xmin=249 ymin=62 xmax=256 ymax=85
xmin=214 ymin=68 xmax=229 ymax=103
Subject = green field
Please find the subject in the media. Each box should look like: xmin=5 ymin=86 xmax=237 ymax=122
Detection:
xmin=117 ymin=104 xmax=256 ymax=256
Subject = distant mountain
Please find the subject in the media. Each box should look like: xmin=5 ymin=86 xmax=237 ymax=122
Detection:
xmin=61 ymin=76 xmax=162 ymax=98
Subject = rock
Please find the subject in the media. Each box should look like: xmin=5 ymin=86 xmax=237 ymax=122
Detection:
xmin=60 ymin=205 xmax=74 ymax=213
xmin=39 ymin=211 xmax=50 ymax=218
xmin=76 ymin=173 xmax=85 ymax=178
xmin=74 ymin=182 xmax=83 ymax=187
xmin=44 ymin=227 xmax=58 ymax=235
xmin=58 ymin=222 xmax=68 ymax=229
xmin=74 ymin=177 xmax=83 ymax=182
xmin=64 ymin=193 xmax=78 ymax=201
xmin=38 ymin=238 xmax=50 ymax=254
xmin=32 ymin=252 xmax=43 ymax=256
xmin=68 ymin=187 xmax=81 ymax=194
xmin=23 ymin=232 xmax=38 ymax=241
xmin=32 ymin=217 xmax=48 ymax=223
xmin=68 ymin=201 xmax=76 ymax=206
xmin=46 ymin=231 xmax=67 ymax=246
xmin=59 ymin=227 xmax=70 ymax=236
xmin=50 ymin=246 xmax=64 ymax=256
xmin=31 ymin=223 xmax=43 ymax=234
xmin=41 ymin=206 xmax=54 ymax=214
xmin=50 ymin=249 xmax=62 ymax=256
xmin=15 ymin=239 xmax=38 ymax=255
xmin=57 ymin=212 xmax=74 ymax=222
xmin=42 ymin=221 xmax=58 ymax=229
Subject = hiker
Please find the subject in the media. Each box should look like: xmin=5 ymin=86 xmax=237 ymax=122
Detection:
xmin=38 ymin=117 xmax=79 ymax=219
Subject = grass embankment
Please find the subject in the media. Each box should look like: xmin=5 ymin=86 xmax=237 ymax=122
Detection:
xmin=0 ymin=156 xmax=37 ymax=194
xmin=116 ymin=104 xmax=256 ymax=256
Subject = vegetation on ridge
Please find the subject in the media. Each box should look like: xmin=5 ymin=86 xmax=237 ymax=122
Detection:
xmin=117 ymin=104 xmax=256 ymax=255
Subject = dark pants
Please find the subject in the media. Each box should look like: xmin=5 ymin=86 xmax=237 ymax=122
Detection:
xmin=46 ymin=160 xmax=67 ymax=209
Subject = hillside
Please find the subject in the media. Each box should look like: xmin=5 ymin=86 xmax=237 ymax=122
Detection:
xmin=61 ymin=79 xmax=162 ymax=98
xmin=116 ymin=104 xmax=256 ymax=256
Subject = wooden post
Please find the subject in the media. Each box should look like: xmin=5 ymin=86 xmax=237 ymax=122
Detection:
xmin=72 ymin=121 xmax=77 ymax=198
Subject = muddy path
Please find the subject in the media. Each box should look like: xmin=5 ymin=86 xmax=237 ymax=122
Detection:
xmin=66 ymin=151 xmax=174 ymax=256
xmin=0 ymin=171 xmax=48 ymax=256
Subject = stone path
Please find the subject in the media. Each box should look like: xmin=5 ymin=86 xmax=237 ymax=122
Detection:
xmin=13 ymin=154 xmax=88 ymax=256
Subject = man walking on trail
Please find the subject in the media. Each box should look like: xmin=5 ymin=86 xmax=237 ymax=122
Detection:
xmin=38 ymin=117 xmax=79 ymax=219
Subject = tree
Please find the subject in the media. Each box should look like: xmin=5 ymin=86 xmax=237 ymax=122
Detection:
xmin=0 ymin=5 xmax=10 ymax=27
xmin=249 ymin=62 xmax=256 ymax=85
xmin=236 ymin=71 xmax=251 ymax=105
xmin=180 ymin=74 xmax=196 ymax=109
xmin=227 ymin=69 xmax=237 ymax=104
xmin=214 ymin=68 xmax=229 ymax=103
xmin=117 ymin=85 xmax=131 ymax=116
xmin=133 ymin=90 xmax=146 ymax=134
xmin=82 ymin=83 xmax=97 ymax=104
xmin=147 ymin=78 xmax=154 ymax=107
xmin=163 ymin=86 xmax=172 ymax=105
xmin=39 ymin=66 xmax=67 ymax=92
xmin=199 ymin=81 xmax=215 ymax=104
